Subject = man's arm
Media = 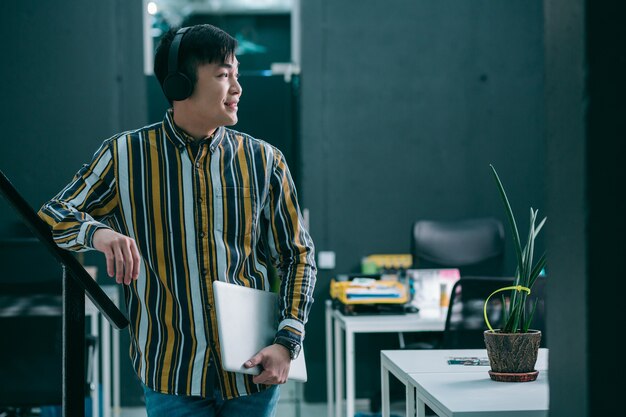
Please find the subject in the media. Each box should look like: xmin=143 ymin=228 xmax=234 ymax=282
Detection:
xmin=265 ymin=150 xmax=316 ymax=344
xmin=245 ymin=149 xmax=316 ymax=384
xmin=38 ymin=139 xmax=140 ymax=284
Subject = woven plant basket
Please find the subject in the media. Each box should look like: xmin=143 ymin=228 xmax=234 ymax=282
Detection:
xmin=484 ymin=329 xmax=541 ymax=381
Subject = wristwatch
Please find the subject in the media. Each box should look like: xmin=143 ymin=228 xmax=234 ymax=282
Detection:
xmin=273 ymin=336 xmax=301 ymax=360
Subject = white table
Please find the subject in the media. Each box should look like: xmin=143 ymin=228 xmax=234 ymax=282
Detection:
xmin=411 ymin=371 xmax=549 ymax=417
xmin=326 ymin=300 xmax=446 ymax=417
xmin=86 ymin=286 xmax=122 ymax=417
xmin=381 ymin=349 xmax=549 ymax=417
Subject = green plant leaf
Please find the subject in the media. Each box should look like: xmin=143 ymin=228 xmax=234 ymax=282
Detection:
xmin=501 ymin=293 xmax=509 ymax=327
xmin=534 ymin=216 xmax=547 ymax=239
xmin=488 ymin=164 xmax=546 ymax=334
xmin=528 ymin=253 xmax=547 ymax=289
xmin=503 ymin=301 xmax=523 ymax=333
xmin=490 ymin=165 xmax=523 ymax=274
xmin=522 ymin=208 xmax=537 ymax=288
xmin=523 ymin=298 xmax=539 ymax=332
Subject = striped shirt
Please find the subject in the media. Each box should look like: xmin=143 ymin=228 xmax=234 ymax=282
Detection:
xmin=38 ymin=110 xmax=316 ymax=398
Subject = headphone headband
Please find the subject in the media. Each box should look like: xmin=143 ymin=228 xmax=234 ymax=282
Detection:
xmin=168 ymin=27 xmax=190 ymax=75
xmin=163 ymin=27 xmax=193 ymax=102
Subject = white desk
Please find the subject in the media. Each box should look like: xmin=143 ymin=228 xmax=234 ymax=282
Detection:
xmin=86 ymin=286 xmax=121 ymax=417
xmin=411 ymin=371 xmax=549 ymax=417
xmin=326 ymin=300 xmax=446 ymax=417
xmin=381 ymin=349 xmax=549 ymax=417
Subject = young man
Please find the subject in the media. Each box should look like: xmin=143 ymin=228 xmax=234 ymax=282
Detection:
xmin=38 ymin=24 xmax=316 ymax=417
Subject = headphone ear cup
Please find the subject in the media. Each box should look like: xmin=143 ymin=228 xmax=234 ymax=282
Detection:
xmin=163 ymin=72 xmax=193 ymax=101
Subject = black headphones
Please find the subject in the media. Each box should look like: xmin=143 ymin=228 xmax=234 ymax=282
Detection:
xmin=162 ymin=27 xmax=193 ymax=101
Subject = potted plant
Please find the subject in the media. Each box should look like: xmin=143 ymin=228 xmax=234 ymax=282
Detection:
xmin=483 ymin=164 xmax=546 ymax=382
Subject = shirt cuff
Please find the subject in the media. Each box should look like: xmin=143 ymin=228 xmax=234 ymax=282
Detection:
xmin=275 ymin=319 xmax=305 ymax=345
xmin=81 ymin=222 xmax=111 ymax=250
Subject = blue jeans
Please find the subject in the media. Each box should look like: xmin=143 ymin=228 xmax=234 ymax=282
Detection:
xmin=142 ymin=384 xmax=280 ymax=417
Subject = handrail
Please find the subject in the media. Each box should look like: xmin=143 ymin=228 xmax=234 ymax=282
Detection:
xmin=0 ymin=170 xmax=128 ymax=329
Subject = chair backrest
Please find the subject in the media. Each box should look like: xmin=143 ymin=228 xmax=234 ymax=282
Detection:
xmin=440 ymin=276 xmax=512 ymax=349
xmin=440 ymin=276 xmax=547 ymax=349
xmin=411 ymin=217 xmax=505 ymax=277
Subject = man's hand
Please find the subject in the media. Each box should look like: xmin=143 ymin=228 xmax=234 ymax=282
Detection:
xmin=92 ymin=228 xmax=141 ymax=285
xmin=244 ymin=344 xmax=291 ymax=385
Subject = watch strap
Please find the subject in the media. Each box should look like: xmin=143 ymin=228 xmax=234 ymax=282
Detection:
xmin=273 ymin=336 xmax=300 ymax=359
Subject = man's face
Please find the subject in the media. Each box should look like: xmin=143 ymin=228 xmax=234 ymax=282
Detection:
xmin=186 ymin=56 xmax=242 ymax=131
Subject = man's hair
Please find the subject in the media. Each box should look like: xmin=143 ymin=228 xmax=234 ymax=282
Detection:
xmin=154 ymin=24 xmax=238 ymax=103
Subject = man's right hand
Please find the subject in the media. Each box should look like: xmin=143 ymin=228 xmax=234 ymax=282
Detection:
xmin=92 ymin=228 xmax=141 ymax=285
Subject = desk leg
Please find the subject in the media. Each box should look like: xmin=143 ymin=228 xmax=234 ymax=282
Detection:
xmin=91 ymin=313 xmax=99 ymax=417
xmin=406 ymin=383 xmax=415 ymax=417
xmin=381 ymin=362 xmax=390 ymax=417
xmin=325 ymin=301 xmax=334 ymax=417
xmin=334 ymin=319 xmax=343 ymax=417
xmin=416 ymin=394 xmax=426 ymax=417
xmin=113 ymin=324 xmax=121 ymax=417
xmin=102 ymin=316 xmax=111 ymax=417
xmin=346 ymin=329 xmax=355 ymax=417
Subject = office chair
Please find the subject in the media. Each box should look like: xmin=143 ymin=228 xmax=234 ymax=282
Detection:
xmin=441 ymin=276 xmax=513 ymax=348
xmin=399 ymin=217 xmax=505 ymax=348
xmin=411 ymin=217 xmax=505 ymax=277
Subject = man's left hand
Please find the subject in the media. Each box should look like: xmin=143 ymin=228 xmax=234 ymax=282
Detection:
xmin=244 ymin=344 xmax=291 ymax=385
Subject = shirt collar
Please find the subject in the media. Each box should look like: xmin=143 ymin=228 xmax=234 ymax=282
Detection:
xmin=162 ymin=109 xmax=225 ymax=151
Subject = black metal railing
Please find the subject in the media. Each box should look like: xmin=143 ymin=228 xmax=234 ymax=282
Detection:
xmin=0 ymin=170 xmax=129 ymax=417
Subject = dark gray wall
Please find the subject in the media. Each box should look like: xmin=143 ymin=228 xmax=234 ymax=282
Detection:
xmin=546 ymin=0 xmax=625 ymax=415
xmin=301 ymin=0 xmax=545 ymax=402
xmin=0 ymin=0 xmax=147 ymax=406
xmin=0 ymin=0 xmax=146 ymax=232
xmin=544 ymin=0 xmax=588 ymax=414
xmin=584 ymin=0 xmax=626 ymax=411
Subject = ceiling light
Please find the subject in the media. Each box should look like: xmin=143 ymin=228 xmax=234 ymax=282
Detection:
xmin=147 ymin=1 xmax=158 ymax=15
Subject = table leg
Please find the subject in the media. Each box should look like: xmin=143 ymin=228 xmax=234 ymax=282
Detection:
xmin=334 ymin=318 xmax=343 ymax=417
xmin=102 ymin=314 xmax=111 ymax=417
xmin=346 ymin=329 xmax=355 ymax=417
xmin=326 ymin=301 xmax=334 ymax=417
xmin=113 ymin=325 xmax=120 ymax=417
xmin=406 ymin=383 xmax=415 ymax=417
xmin=416 ymin=394 xmax=426 ymax=417
xmin=91 ymin=312 xmax=99 ymax=417
xmin=381 ymin=361 xmax=390 ymax=417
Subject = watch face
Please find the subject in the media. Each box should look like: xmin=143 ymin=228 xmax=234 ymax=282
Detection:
xmin=275 ymin=337 xmax=301 ymax=359
xmin=291 ymin=343 xmax=301 ymax=359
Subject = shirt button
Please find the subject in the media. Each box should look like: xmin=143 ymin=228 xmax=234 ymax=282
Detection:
xmin=195 ymin=162 xmax=200 ymax=168
xmin=199 ymin=232 xmax=206 ymax=238
xmin=206 ymin=303 xmax=212 ymax=310
xmin=197 ymin=197 xmax=203 ymax=203
xmin=201 ymin=268 xmax=208 ymax=276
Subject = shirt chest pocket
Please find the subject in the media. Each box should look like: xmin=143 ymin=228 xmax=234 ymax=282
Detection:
xmin=213 ymin=187 xmax=258 ymax=237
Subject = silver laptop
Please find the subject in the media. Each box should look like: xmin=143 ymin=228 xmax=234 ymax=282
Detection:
xmin=212 ymin=281 xmax=307 ymax=382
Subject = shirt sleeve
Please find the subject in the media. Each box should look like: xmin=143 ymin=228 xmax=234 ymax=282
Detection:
xmin=264 ymin=149 xmax=316 ymax=345
xmin=37 ymin=139 xmax=118 ymax=252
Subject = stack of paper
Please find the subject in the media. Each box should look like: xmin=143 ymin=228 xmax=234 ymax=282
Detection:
xmin=344 ymin=278 xmax=404 ymax=300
